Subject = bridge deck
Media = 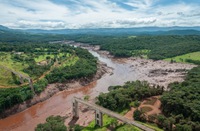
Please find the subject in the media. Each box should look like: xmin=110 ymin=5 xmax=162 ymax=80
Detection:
xmin=74 ymin=97 xmax=154 ymax=131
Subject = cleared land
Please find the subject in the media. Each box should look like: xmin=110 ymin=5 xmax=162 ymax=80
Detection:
xmin=34 ymin=52 xmax=70 ymax=63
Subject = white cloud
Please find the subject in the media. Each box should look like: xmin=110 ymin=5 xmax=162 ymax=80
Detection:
xmin=5 ymin=20 xmax=67 ymax=29
xmin=124 ymin=0 xmax=156 ymax=9
xmin=0 ymin=0 xmax=200 ymax=29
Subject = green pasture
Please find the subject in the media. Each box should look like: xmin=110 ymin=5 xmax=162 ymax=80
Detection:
xmin=0 ymin=68 xmax=18 ymax=86
xmin=0 ymin=52 xmax=29 ymax=86
xmin=82 ymin=113 xmax=162 ymax=131
xmin=82 ymin=115 xmax=141 ymax=131
xmin=0 ymin=51 xmax=75 ymax=86
xmin=60 ymin=56 xmax=79 ymax=67
xmin=164 ymin=51 xmax=200 ymax=63
xmin=34 ymin=53 xmax=71 ymax=63
xmin=0 ymin=52 xmax=28 ymax=75
xmin=131 ymin=49 xmax=150 ymax=58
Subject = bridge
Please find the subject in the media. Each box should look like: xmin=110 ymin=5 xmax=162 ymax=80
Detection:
xmin=0 ymin=65 xmax=35 ymax=93
xmin=72 ymin=97 xmax=154 ymax=131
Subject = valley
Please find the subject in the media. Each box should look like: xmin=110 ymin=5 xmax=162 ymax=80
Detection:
xmin=1 ymin=0 xmax=200 ymax=130
xmin=0 ymin=41 xmax=197 ymax=131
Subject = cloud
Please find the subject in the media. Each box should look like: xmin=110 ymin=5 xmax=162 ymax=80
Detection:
xmin=115 ymin=18 xmax=156 ymax=25
xmin=0 ymin=0 xmax=200 ymax=29
xmin=5 ymin=20 xmax=67 ymax=29
xmin=124 ymin=0 xmax=156 ymax=9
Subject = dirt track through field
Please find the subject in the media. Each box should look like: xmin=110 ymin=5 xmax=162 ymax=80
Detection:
xmin=124 ymin=96 xmax=161 ymax=120
xmin=0 ymin=55 xmax=75 ymax=88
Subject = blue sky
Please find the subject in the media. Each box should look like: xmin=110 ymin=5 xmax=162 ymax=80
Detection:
xmin=0 ymin=0 xmax=200 ymax=29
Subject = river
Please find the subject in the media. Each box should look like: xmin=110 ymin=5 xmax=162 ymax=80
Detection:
xmin=1 ymin=46 xmax=193 ymax=131
xmin=0 ymin=48 xmax=146 ymax=131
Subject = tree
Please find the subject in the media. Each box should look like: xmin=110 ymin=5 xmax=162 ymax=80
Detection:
xmin=35 ymin=116 xmax=67 ymax=131
xmin=133 ymin=109 xmax=146 ymax=122
xmin=175 ymin=124 xmax=192 ymax=131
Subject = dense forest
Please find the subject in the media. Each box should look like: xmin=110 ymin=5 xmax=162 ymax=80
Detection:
xmin=1 ymin=29 xmax=200 ymax=61
xmin=160 ymin=66 xmax=200 ymax=131
xmin=46 ymin=47 xmax=97 ymax=83
xmin=71 ymin=35 xmax=200 ymax=60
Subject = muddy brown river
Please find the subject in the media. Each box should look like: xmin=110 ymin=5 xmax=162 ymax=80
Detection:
xmin=0 ymin=46 xmax=194 ymax=131
xmin=0 ymin=49 xmax=146 ymax=131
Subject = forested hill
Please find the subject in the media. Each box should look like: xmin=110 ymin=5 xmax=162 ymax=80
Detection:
xmin=71 ymin=35 xmax=200 ymax=60
xmin=1 ymin=25 xmax=200 ymax=36
xmin=0 ymin=26 xmax=66 ymax=42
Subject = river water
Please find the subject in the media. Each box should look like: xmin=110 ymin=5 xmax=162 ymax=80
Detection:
xmin=0 ymin=49 xmax=145 ymax=131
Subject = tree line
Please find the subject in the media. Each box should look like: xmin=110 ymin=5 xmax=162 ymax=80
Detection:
xmin=96 ymin=81 xmax=163 ymax=111
xmin=71 ymin=35 xmax=200 ymax=60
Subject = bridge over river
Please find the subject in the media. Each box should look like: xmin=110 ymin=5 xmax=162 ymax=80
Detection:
xmin=72 ymin=97 xmax=154 ymax=131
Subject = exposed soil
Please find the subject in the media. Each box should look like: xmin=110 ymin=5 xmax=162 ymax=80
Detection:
xmin=64 ymin=101 xmax=96 ymax=127
xmin=65 ymin=96 xmax=162 ymax=128
xmin=0 ymin=42 xmax=197 ymax=131
xmin=126 ymin=57 xmax=196 ymax=89
xmin=124 ymin=96 xmax=161 ymax=120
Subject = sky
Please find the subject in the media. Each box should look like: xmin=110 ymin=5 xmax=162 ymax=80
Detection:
xmin=0 ymin=0 xmax=200 ymax=29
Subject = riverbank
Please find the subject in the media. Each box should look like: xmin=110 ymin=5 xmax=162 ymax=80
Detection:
xmin=0 ymin=42 xmax=197 ymax=131
xmin=0 ymin=61 xmax=112 ymax=118
xmin=76 ymin=42 xmax=196 ymax=89
xmin=126 ymin=57 xmax=196 ymax=88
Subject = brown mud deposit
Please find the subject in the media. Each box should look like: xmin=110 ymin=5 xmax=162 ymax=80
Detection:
xmin=0 ymin=42 xmax=196 ymax=131
xmin=126 ymin=57 xmax=196 ymax=88
xmin=81 ymin=43 xmax=196 ymax=88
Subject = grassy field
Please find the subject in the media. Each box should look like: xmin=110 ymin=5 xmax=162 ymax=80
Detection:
xmin=131 ymin=49 xmax=151 ymax=59
xmin=0 ymin=53 xmax=29 ymax=86
xmin=0 ymin=68 xmax=18 ymax=86
xmin=164 ymin=51 xmax=200 ymax=63
xmin=82 ymin=115 xmax=141 ymax=131
xmin=60 ymin=56 xmax=79 ymax=67
xmin=0 ymin=51 xmax=75 ymax=87
xmin=0 ymin=52 xmax=28 ymax=74
xmin=82 ymin=112 xmax=163 ymax=131
xmin=34 ymin=53 xmax=70 ymax=63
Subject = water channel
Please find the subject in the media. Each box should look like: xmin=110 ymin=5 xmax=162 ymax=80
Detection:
xmin=0 ymin=48 xmax=146 ymax=131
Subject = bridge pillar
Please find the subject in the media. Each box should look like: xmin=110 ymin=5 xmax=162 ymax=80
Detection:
xmin=29 ymin=79 xmax=35 ymax=94
xmin=19 ymin=76 xmax=24 ymax=84
xmin=95 ymin=110 xmax=103 ymax=127
xmin=72 ymin=99 xmax=79 ymax=118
